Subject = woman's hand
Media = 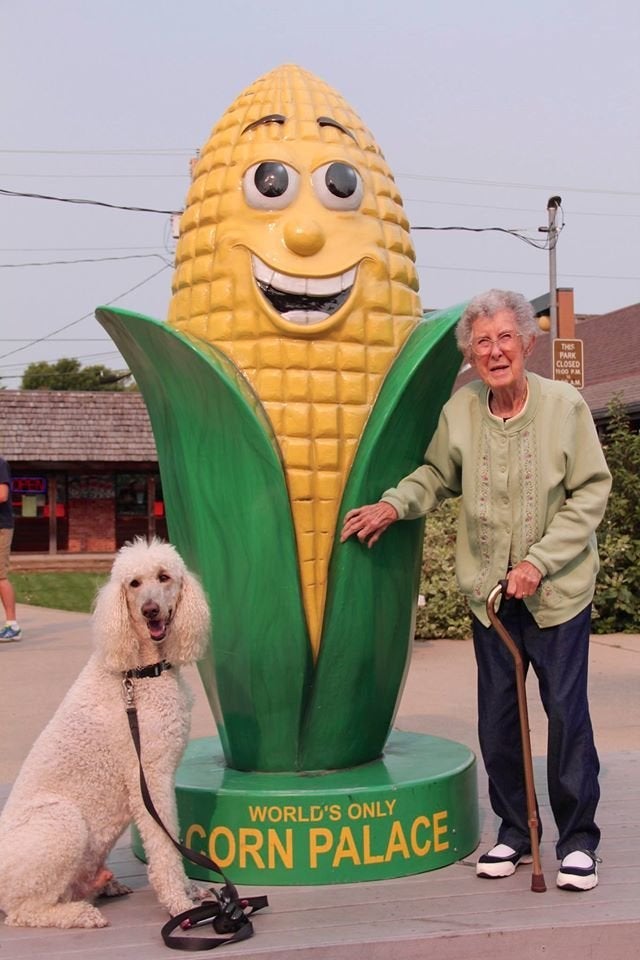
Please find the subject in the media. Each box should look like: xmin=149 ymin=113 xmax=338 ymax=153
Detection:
xmin=340 ymin=502 xmax=399 ymax=548
xmin=505 ymin=560 xmax=543 ymax=599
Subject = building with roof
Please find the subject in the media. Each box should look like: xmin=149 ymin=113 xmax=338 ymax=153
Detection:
xmin=1 ymin=300 xmax=638 ymax=554
xmin=0 ymin=391 xmax=166 ymax=553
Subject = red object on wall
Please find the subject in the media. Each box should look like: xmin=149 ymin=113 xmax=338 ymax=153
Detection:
xmin=43 ymin=504 xmax=66 ymax=518
xmin=153 ymin=501 xmax=165 ymax=517
xmin=12 ymin=476 xmax=47 ymax=495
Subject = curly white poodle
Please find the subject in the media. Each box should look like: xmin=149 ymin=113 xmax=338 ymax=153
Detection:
xmin=0 ymin=537 xmax=211 ymax=929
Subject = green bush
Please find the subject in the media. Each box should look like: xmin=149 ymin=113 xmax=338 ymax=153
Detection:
xmin=592 ymin=397 xmax=640 ymax=632
xmin=415 ymin=498 xmax=470 ymax=640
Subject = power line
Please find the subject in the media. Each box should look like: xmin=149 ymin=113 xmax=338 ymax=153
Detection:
xmin=0 ymin=253 xmax=172 ymax=268
xmin=1 ymin=173 xmax=186 ymax=180
xmin=1 ymin=339 xmax=112 ymax=344
xmin=0 ymin=262 xmax=172 ymax=362
xmin=418 ymin=262 xmax=640 ymax=281
xmin=411 ymin=224 xmax=557 ymax=250
xmin=0 ymin=187 xmax=180 ymax=215
xmin=0 ymin=350 xmax=125 ymax=373
xmin=3 ymin=152 xmax=638 ymax=197
xmin=397 ymin=172 xmax=640 ymax=198
xmin=0 ymin=148 xmax=193 ymax=156
xmin=1 ymin=185 xmax=555 ymax=248
xmin=405 ymin=197 xmax=640 ymax=219
xmin=0 ymin=245 xmax=167 ymax=252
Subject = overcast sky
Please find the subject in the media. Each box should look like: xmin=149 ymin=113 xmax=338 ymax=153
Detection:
xmin=1 ymin=0 xmax=638 ymax=386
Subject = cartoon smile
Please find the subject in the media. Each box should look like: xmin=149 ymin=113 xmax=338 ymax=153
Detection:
xmin=251 ymin=254 xmax=356 ymax=326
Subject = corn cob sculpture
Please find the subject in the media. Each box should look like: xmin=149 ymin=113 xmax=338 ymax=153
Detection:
xmin=169 ymin=64 xmax=421 ymax=657
xmin=97 ymin=65 xmax=464 ymax=772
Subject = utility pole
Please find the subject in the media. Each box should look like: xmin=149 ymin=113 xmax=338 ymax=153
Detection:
xmin=538 ymin=195 xmax=562 ymax=341
xmin=538 ymin=197 xmax=584 ymax=388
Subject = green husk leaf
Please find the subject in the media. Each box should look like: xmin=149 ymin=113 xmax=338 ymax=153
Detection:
xmin=96 ymin=307 xmax=312 ymax=771
xmin=300 ymin=307 xmax=465 ymax=769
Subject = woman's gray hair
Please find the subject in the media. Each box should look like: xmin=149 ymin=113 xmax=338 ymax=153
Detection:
xmin=455 ymin=289 xmax=539 ymax=358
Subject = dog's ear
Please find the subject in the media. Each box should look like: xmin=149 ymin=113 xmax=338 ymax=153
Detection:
xmin=171 ymin=571 xmax=211 ymax=664
xmin=92 ymin=578 xmax=138 ymax=671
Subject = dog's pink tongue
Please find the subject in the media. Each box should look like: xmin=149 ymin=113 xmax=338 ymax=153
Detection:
xmin=148 ymin=620 xmax=167 ymax=641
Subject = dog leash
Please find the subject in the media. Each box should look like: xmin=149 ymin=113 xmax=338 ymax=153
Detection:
xmin=123 ymin=669 xmax=268 ymax=950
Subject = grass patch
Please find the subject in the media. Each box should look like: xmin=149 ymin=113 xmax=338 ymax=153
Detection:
xmin=12 ymin=572 xmax=109 ymax=614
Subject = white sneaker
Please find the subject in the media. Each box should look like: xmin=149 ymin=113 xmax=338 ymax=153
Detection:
xmin=556 ymin=851 xmax=600 ymax=891
xmin=476 ymin=843 xmax=533 ymax=878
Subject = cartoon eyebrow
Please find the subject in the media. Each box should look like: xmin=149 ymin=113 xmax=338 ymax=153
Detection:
xmin=242 ymin=114 xmax=287 ymax=134
xmin=317 ymin=116 xmax=356 ymax=141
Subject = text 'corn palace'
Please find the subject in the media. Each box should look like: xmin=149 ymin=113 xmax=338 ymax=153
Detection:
xmin=169 ymin=64 xmax=423 ymax=658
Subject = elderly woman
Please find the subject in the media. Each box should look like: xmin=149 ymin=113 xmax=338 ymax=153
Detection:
xmin=341 ymin=289 xmax=611 ymax=891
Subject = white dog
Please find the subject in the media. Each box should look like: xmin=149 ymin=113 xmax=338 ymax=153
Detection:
xmin=0 ymin=538 xmax=211 ymax=929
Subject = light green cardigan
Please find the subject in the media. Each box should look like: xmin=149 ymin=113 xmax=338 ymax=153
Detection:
xmin=381 ymin=372 xmax=612 ymax=627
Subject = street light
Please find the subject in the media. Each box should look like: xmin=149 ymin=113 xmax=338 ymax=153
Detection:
xmin=538 ymin=196 xmax=562 ymax=341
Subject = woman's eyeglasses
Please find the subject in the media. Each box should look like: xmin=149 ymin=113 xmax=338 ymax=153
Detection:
xmin=471 ymin=332 xmax=522 ymax=356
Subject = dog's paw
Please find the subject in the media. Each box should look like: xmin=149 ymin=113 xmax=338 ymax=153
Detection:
xmin=164 ymin=893 xmax=198 ymax=917
xmin=100 ymin=878 xmax=133 ymax=898
xmin=75 ymin=904 xmax=110 ymax=928
xmin=185 ymin=881 xmax=214 ymax=902
xmin=5 ymin=902 xmax=109 ymax=929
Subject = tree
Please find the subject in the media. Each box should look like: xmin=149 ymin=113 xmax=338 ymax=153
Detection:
xmin=21 ymin=358 xmax=133 ymax=391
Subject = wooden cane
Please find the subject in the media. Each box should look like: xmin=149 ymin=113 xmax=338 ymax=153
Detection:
xmin=486 ymin=582 xmax=546 ymax=893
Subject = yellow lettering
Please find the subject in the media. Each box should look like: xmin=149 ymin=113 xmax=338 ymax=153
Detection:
xmin=239 ymin=828 xmax=265 ymax=869
xmin=332 ymin=827 xmax=361 ymax=867
xmin=362 ymin=824 xmax=384 ymax=864
xmin=433 ymin=810 xmax=449 ymax=852
xmin=309 ymin=828 xmax=334 ymax=868
xmin=384 ymin=821 xmax=410 ymax=861
xmin=268 ymin=829 xmax=294 ymax=869
xmin=209 ymin=826 xmax=235 ymax=869
xmin=185 ymin=823 xmax=206 ymax=851
xmin=410 ymin=816 xmax=432 ymax=856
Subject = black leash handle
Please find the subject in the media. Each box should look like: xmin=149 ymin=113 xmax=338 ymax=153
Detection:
xmin=124 ymin=691 xmax=268 ymax=949
xmin=161 ymin=896 xmax=269 ymax=951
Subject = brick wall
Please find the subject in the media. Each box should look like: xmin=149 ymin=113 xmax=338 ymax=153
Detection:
xmin=67 ymin=497 xmax=116 ymax=552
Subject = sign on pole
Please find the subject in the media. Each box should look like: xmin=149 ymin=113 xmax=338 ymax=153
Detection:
xmin=553 ymin=338 xmax=584 ymax=389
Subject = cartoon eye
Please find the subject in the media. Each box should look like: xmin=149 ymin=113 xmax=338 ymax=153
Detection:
xmin=243 ymin=161 xmax=300 ymax=209
xmin=312 ymin=162 xmax=363 ymax=210
xmin=130 ymin=579 xmax=140 ymax=588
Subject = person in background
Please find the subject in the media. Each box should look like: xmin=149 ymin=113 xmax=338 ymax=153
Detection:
xmin=341 ymin=289 xmax=611 ymax=892
xmin=0 ymin=457 xmax=21 ymax=642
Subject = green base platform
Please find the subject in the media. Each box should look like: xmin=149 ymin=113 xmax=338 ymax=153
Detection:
xmin=132 ymin=731 xmax=479 ymax=885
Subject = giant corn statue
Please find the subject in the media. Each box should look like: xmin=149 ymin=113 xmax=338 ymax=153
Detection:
xmin=98 ymin=65 xmax=465 ymax=773
xmin=169 ymin=64 xmax=422 ymax=658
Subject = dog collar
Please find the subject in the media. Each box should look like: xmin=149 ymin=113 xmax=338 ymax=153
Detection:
xmin=123 ymin=660 xmax=172 ymax=680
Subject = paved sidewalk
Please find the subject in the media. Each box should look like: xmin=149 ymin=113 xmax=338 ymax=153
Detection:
xmin=1 ymin=604 xmax=639 ymax=958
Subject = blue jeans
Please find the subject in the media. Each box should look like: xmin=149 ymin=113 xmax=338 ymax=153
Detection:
xmin=472 ymin=599 xmax=600 ymax=859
